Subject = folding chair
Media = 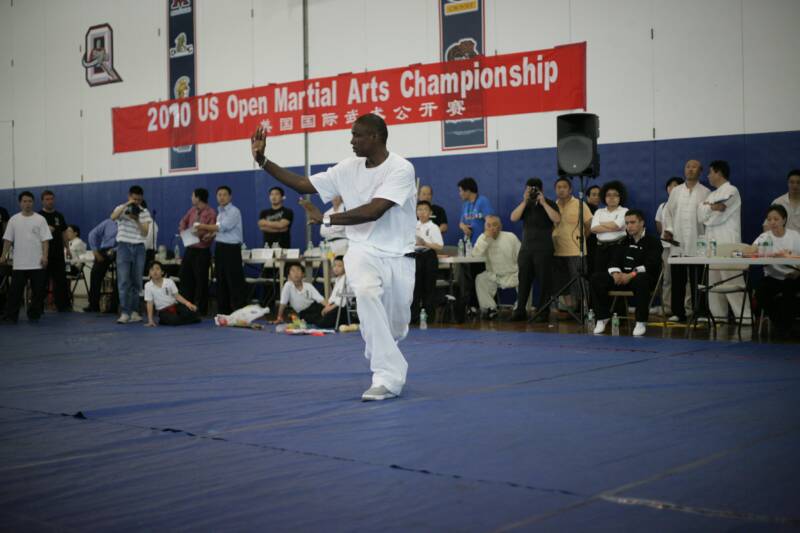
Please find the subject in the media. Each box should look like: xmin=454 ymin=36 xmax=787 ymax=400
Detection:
xmin=608 ymin=269 xmax=666 ymax=328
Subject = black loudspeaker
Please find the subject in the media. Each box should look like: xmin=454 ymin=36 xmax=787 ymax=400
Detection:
xmin=557 ymin=113 xmax=599 ymax=177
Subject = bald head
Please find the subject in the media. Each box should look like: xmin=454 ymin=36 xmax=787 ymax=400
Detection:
xmin=684 ymin=159 xmax=702 ymax=182
xmin=484 ymin=215 xmax=502 ymax=239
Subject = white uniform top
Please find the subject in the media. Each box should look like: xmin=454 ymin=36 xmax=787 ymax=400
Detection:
xmin=472 ymin=230 xmax=521 ymax=286
xmin=319 ymin=204 xmax=347 ymax=241
xmin=655 ymin=201 xmax=669 ymax=248
xmin=3 ymin=212 xmax=52 ymax=270
xmin=310 ymin=152 xmax=417 ymax=257
xmin=753 ymin=229 xmax=800 ymax=280
xmin=280 ymin=281 xmax=324 ymax=312
xmin=663 ymin=181 xmax=710 ymax=256
xmin=591 ymin=206 xmax=628 ymax=242
xmin=66 ymin=237 xmax=87 ymax=259
xmin=415 ymin=220 xmax=443 ymax=250
xmin=765 ymin=193 xmax=800 ymax=233
xmin=698 ymin=181 xmax=741 ymax=244
xmin=144 ymin=278 xmax=179 ymax=310
xmin=329 ymin=275 xmax=354 ymax=306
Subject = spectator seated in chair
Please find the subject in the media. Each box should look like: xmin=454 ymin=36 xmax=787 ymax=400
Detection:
xmin=64 ymin=224 xmax=87 ymax=275
xmin=144 ymin=261 xmax=201 ymax=327
xmin=274 ymin=263 xmax=327 ymax=326
xmin=590 ymin=209 xmax=663 ymax=337
xmin=472 ymin=215 xmax=521 ymax=320
xmin=318 ymin=256 xmax=356 ymax=328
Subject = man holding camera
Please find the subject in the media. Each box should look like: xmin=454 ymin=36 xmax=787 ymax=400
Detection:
xmin=509 ymin=178 xmax=560 ymax=321
xmin=110 ymin=185 xmax=152 ymax=324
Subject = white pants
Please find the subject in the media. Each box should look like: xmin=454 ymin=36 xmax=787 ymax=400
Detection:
xmin=708 ymin=269 xmax=751 ymax=320
xmin=661 ymin=248 xmax=672 ymax=314
xmin=475 ymin=271 xmax=517 ymax=310
xmin=344 ymin=246 xmax=414 ymax=395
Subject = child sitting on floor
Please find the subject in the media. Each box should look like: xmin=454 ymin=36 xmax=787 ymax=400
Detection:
xmin=144 ymin=261 xmax=201 ymax=327
xmin=274 ymin=263 xmax=326 ymax=325
xmin=317 ymin=256 xmax=356 ymax=328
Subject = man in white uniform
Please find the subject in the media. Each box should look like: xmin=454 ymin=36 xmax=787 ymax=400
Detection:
xmin=251 ymin=114 xmax=416 ymax=401
xmin=472 ymin=215 xmax=521 ymax=319
xmin=698 ymin=160 xmax=750 ymax=322
xmin=663 ymin=159 xmax=710 ymax=322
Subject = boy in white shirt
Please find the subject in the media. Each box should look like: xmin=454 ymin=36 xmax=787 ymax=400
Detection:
xmin=1 ymin=191 xmax=52 ymax=324
xmin=317 ymin=256 xmax=355 ymax=328
xmin=144 ymin=261 xmax=200 ymax=327
xmin=274 ymin=263 xmax=326 ymax=325
xmin=412 ymin=200 xmax=443 ymax=323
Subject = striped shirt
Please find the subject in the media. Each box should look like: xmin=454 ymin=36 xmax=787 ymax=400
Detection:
xmin=114 ymin=204 xmax=152 ymax=245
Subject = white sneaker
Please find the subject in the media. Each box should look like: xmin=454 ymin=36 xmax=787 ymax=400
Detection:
xmin=361 ymin=385 xmax=398 ymax=401
xmin=117 ymin=313 xmax=130 ymax=324
xmin=129 ymin=312 xmax=142 ymax=323
xmin=593 ymin=319 xmax=608 ymax=335
xmin=633 ymin=322 xmax=647 ymax=336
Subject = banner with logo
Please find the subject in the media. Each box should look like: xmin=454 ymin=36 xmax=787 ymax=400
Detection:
xmin=112 ymin=42 xmax=586 ymax=154
xmin=168 ymin=0 xmax=197 ymax=171
xmin=440 ymin=0 xmax=485 ymax=150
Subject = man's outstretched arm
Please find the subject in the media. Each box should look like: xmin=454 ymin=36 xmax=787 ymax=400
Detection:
xmin=252 ymin=127 xmax=317 ymax=195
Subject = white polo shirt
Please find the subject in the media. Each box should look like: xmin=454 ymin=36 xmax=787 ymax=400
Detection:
xmin=280 ymin=281 xmax=324 ymax=313
xmin=3 ymin=212 xmax=52 ymax=270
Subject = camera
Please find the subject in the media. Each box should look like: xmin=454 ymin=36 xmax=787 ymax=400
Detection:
xmin=125 ymin=204 xmax=142 ymax=217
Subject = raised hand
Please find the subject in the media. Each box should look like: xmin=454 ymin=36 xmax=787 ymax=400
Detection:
xmin=251 ymin=126 xmax=267 ymax=164
xmin=298 ymin=198 xmax=323 ymax=224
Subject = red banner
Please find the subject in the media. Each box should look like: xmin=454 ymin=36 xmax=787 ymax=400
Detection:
xmin=112 ymin=42 xmax=585 ymax=153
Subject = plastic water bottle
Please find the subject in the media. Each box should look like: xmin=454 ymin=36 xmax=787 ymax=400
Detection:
xmin=465 ymin=238 xmax=473 ymax=256
xmin=764 ymin=235 xmax=773 ymax=257
xmin=611 ymin=313 xmax=620 ymax=336
xmin=709 ymin=238 xmax=717 ymax=257
xmin=586 ymin=309 xmax=596 ymax=334
xmin=173 ymin=235 xmax=181 ymax=259
xmin=419 ymin=308 xmax=428 ymax=330
xmin=457 ymin=239 xmax=465 ymax=257
xmin=695 ymin=238 xmax=706 ymax=257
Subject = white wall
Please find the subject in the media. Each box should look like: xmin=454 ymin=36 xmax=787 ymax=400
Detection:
xmin=1 ymin=0 xmax=798 ymax=188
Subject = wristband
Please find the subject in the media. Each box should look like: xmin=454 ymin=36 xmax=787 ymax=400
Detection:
xmin=255 ymin=154 xmax=267 ymax=167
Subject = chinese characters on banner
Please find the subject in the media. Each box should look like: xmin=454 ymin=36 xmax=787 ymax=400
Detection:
xmin=112 ymin=42 xmax=586 ymax=154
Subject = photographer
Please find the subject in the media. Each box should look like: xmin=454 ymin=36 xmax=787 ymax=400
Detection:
xmin=510 ymin=178 xmax=560 ymax=321
xmin=110 ymin=185 xmax=152 ymax=324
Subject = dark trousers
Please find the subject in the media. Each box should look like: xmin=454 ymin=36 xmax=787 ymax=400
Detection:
xmin=179 ymin=247 xmax=211 ymax=315
xmin=757 ymin=276 xmax=800 ymax=332
xmin=412 ymin=249 xmax=438 ymax=318
xmin=4 ymin=269 xmax=47 ymax=321
xmin=158 ymin=303 xmax=201 ymax=326
xmin=516 ymin=245 xmax=555 ymax=311
xmin=591 ymin=271 xmax=655 ymax=322
xmin=45 ymin=255 xmax=70 ymax=310
xmin=592 ymin=242 xmax=622 ymax=275
xmin=215 ymin=242 xmax=246 ymax=315
xmin=297 ymin=302 xmax=325 ymax=326
xmin=670 ymin=264 xmax=702 ymax=320
xmin=88 ymin=251 xmax=116 ymax=311
xmin=458 ymin=262 xmax=485 ymax=309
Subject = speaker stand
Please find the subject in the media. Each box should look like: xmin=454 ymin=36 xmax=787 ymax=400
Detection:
xmin=530 ymin=174 xmax=591 ymax=325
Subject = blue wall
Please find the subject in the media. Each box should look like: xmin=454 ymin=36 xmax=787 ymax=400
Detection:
xmin=2 ymin=129 xmax=798 ymax=250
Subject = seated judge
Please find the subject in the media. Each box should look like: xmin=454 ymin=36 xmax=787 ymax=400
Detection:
xmin=590 ymin=209 xmax=663 ymax=337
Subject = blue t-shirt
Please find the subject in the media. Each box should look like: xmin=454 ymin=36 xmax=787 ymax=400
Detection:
xmin=460 ymin=195 xmax=494 ymax=244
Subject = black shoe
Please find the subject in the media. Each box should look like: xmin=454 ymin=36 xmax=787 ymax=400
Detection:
xmin=486 ymin=308 xmax=498 ymax=320
xmin=531 ymin=313 xmax=549 ymax=323
xmin=510 ymin=311 xmax=527 ymax=322
xmin=0 ymin=317 xmax=18 ymax=325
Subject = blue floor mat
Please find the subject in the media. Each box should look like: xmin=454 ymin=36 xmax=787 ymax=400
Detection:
xmin=1 ymin=315 xmax=799 ymax=531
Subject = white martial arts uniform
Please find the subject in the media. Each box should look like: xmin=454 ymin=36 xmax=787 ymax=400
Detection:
xmin=698 ymin=181 xmax=750 ymax=320
xmin=320 ymin=203 xmax=348 ymax=255
xmin=311 ymin=152 xmax=416 ymax=396
xmin=472 ymin=231 xmax=521 ymax=310
xmin=663 ymin=181 xmax=710 ymax=257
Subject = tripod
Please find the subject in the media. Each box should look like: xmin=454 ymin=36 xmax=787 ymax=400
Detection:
xmin=529 ymin=174 xmax=592 ymax=324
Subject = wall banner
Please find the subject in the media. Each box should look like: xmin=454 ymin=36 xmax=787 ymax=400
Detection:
xmin=440 ymin=0 xmax=485 ymax=150
xmin=112 ymin=42 xmax=586 ymax=154
xmin=167 ymin=0 xmax=197 ymax=171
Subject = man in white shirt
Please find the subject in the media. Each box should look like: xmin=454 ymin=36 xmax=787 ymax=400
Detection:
xmin=412 ymin=200 xmax=444 ymax=323
xmin=252 ymin=113 xmax=417 ymax=402
xmin=654 ymin=177 xmax=684 ymax=316
xmin=663 ymin=159 xmax=710 ymax=322
xmin=473 ymin=215 xmax=521 ymax=319
xmin=698 ymin=160 xmax=750 ymax=322
xmin=110 ymin=185 xmax=153 ymax=324
xmin=1 ymin=191 xmax=52 ymax=324
xmin=763 ymin=169 xmax=800 ymax=233
xmin=319 ymin=195 xmax=348 ymax=255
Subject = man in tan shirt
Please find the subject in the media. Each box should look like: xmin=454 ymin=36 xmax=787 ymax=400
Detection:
xmin=552 ymin=177 xmax=593 ymax=311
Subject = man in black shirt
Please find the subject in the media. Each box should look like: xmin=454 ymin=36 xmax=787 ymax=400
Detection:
xmin=509 ymin=178 xmax=560 ymax=321
xmin=39 ymin=190 xmax=71 ymax=311
xmin=258 ymin=186 xmax=294 ymax=248
xmin=418 ymin=184 xmax=448 ymax=236
xmin=590 ymin=209 xmax=663 ymax=337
